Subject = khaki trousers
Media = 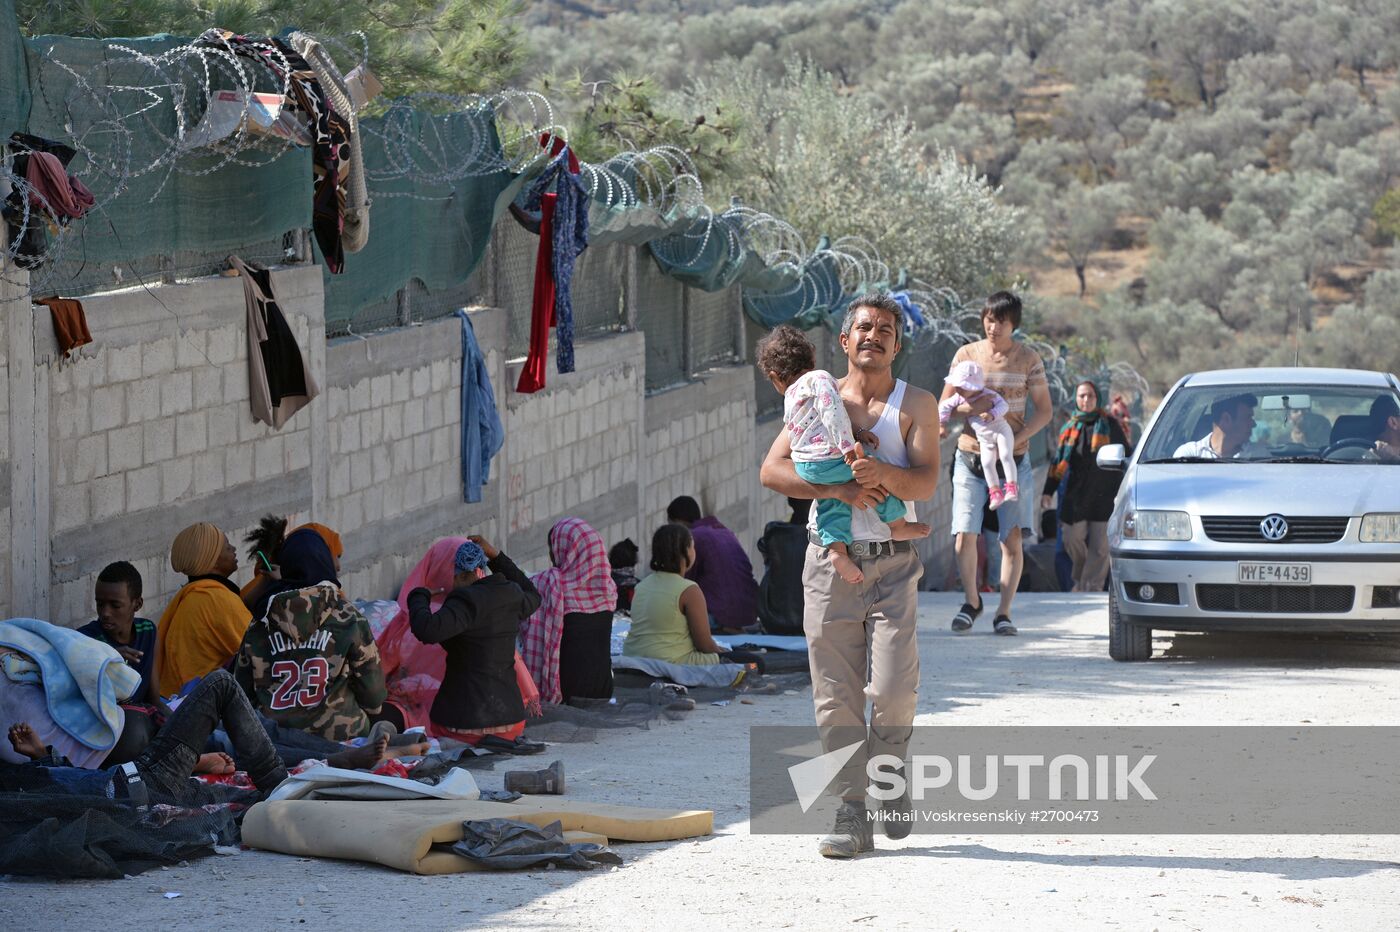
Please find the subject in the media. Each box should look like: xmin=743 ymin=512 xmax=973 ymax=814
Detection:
xmin=802 ymin=543 xmax=922 ymax=800
xmin=1063 ymin=520 xmax=1111 ymax=591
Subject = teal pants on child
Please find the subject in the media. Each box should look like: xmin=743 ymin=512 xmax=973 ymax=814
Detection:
xmin=796 ymin=457 xmax=907 ymax=546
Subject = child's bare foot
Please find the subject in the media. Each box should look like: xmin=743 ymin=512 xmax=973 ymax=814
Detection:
xmin=194 ymin=751 xmax=236 ymax=775
xmin=890 ymin=521 xmax=931 ymax=541
xmin=830 ymin=550 xmax=864 ymax=584
xmin=328 ymin=734 xmax=389 ymax=770
xmin=7 ymin=723 xmax=45 ymax=760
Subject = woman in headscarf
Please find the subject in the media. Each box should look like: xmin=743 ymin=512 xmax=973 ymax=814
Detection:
xmin=406 ymin=538 xmax=540 ymax=746
xmin=520 ymin=518 xmax=618 ymax=704
xmin=235 ymin=529 xmax=392 ymax=742
xmin=1041 ymin=381 xmax=1130 ymax=592
xmin=376 ymin=536 xmax=540 ymax=728
xmin=155 ymin=523 xmax=251 ymax=696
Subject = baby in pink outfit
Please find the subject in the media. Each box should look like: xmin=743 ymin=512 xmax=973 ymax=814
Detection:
xmin=938 ymin=360 xmax=1020 ymax=510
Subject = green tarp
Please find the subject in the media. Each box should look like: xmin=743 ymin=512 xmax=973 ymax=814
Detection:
xmin=0 ymin=0 xmax=29 ymax=141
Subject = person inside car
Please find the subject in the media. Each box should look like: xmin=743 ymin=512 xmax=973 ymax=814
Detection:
xmin=1172 ymin=393 xmax=1265 ymax=459
xmin=1367 ymin=396 xmax=1400 ymax=462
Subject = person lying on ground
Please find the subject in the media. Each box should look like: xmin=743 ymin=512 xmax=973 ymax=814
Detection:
xmin=1 ymin=670 xmax=293 ymax=799
xmin=520 ymin=518 xmax=618 ymax=705
xmin=240 ymin=515 xmax=345 ymax=610
xmin=756 ymin=325 xmax=930 ymax=585
xmin=78 ymin=561 xmax=163 ymax=708
xmin=407 ymin=538 xmax=541 ymax=746
xmin=236 ymin=528 xmax=395 ymax=742
xmin=624 ymin=523 xmax=766 ymax=670
xmin=155 ymin=523 xmax=252 ymax=696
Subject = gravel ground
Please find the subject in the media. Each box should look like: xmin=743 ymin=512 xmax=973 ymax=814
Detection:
xmin=6 ymin=592 xmax=1399 ymax=931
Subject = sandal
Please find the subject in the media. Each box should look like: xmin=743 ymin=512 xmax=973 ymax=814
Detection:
xmin=951 ymin=598 xmax=983 ymax=633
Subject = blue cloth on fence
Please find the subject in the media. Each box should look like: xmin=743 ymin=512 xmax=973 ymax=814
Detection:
xmin=889 ymin=291 xmax=927 ymax=335
xmin=0 ymin=618 xmax=140 ymax=752
xmin=522 ymin=149 xmax=589 ymax=374
xmin=457 ymin=310 xmax=505 ymax=503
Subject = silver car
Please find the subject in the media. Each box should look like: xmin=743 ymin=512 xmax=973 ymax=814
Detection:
xmin=1101 ymin=367 xmax=1400 ymax=660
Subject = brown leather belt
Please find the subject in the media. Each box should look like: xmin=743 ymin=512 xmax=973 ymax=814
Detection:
xmin=808 ymin=532 xmax=912 ymax=557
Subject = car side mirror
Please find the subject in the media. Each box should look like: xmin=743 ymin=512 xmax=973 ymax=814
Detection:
xmin=1096 ymin=443 xmax=1127 ymax=470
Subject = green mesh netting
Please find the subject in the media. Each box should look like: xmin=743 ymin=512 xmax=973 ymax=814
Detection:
xmin=0 ymin=0 xmax=28 ymax=140
xmin=20 ymin=34 xmax=310 ymax=273
xmin=320 ymin=108 xmax=523 ymax=330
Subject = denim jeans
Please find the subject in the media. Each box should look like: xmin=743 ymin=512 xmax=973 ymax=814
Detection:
xmin=134 ymin=669 xmax=287 ymax=797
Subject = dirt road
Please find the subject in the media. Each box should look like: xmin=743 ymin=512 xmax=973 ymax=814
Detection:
xmin=7 ymin=592 xmax=1399 ymax=931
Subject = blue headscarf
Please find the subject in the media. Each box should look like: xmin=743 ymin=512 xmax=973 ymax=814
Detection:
xmin=454 ymin=540 xmax=489 ymax=574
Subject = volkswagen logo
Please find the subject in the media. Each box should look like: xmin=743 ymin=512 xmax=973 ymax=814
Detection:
xmin=1260 ymin=514 xmax=1290 ymax=542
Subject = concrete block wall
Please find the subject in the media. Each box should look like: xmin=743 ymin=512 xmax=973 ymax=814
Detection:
xmin=645 ymin=364 xmax=766 ymax=565
xmin=324 ymin=311 xmax=504 ymax=602
xmin=0 ymin=271 xmax=15 ymax=618
xmin=40 ymin=266 xmax=324 ymax=624
xmin=503 ymin=331 xmax=645 ymax=577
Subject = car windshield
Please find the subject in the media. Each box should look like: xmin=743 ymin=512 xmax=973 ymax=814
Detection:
xmin=1138 ymin=383 xmax=1400 ymax=464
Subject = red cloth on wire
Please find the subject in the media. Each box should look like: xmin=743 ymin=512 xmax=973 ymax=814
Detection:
xmin=515 ymin=190 xmax=557 ymax=394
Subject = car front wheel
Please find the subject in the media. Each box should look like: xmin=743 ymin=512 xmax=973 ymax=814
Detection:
xmin=1109 ymin=587 xmax=1153 ymax=661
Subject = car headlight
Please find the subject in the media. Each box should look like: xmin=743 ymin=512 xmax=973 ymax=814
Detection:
xmin=1123 ymin=510 xmax=1192 ymax=541
xmin=1360 ymin=514 xmax=1400 ymax=542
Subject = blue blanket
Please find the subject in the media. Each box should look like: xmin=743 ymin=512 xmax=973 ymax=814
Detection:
xmin=0 ymin=618 xmax=140 ymax=751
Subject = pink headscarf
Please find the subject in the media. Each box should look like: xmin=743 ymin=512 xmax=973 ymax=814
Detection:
xmin=520 ymin=518 xmax=618 ymax=705
xmin=376 ymin=536 xmax=540 ymax=725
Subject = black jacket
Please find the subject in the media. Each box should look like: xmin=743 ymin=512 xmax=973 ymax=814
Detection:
xmin=407 ymin=553 xmax=541 ymax=731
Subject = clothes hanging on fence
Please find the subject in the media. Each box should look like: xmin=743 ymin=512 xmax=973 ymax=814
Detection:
xmin=232 ymin=255 xmax=319 ymax=429
xmin=456 ymin=310 xmax=504 ymax=503
xmin=34 ymin=296 xmax=91 ymax=358
xmin=515 ymin=139 xmax=588 ymax=393
xmin=2 ymin=133 xmax=89 ymax=269
xmin=288 ymin=31 xmax=369 ymax=254
xmin=197 ymin=31 xmax=351 ymax=272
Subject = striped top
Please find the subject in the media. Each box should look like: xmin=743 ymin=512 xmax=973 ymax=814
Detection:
xmin=952 ymin=340 xmax=1047 ymax=457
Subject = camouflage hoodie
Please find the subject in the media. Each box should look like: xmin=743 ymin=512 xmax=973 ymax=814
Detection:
xmin=235 ymin=583 xmax=386 ymax=742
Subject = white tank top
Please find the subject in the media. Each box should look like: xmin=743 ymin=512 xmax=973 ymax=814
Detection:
xmin=807 ymin=379 xmax=913 ymax=543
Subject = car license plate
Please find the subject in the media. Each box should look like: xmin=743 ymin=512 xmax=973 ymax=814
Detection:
xmin=1238 ymin=562 xmax=1311 ymax=585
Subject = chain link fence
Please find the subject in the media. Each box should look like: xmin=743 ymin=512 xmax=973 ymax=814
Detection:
xmin=35 ymin=231 xmax=292 ymax=299
xmin=636 ymin=257 xmax=687 ymax=392
xmin=689 ymin=285 xmax=739 ymax=372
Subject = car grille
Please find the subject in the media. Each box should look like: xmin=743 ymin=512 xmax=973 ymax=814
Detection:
xmin=1196 ymin=584 xmax=1355 ymax=614
xmin=1200 ymin=516 xmax=1349 ymax=544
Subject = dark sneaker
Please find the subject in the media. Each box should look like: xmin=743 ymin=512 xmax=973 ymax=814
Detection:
xmin=993 ymin=614 xmax=1018 ymax=636
xmin=880 ymin=764 xmax=912 ymax=839
xmin=951 ymin=598 xmax=983 ymax=633
xmin=817 ymin=800 xmax=874 ymax=858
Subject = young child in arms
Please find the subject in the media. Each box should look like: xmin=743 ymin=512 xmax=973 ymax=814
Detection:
xmin=939 ymin=360 xmax=1019 ymax=509
xmin=758 ymin=325 xmax=929 ymax=584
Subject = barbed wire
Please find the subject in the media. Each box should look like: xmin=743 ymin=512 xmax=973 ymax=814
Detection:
xmin=0 ymin=25 xmax=1151 ymax=407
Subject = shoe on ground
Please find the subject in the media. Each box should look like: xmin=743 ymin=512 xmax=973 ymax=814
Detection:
xmin=993 ymin=614 xmax=1018 ymax=636
xmin=951 ymin=598 xmax=983 ymax=633
xmin=988 ymin=485 xmax=1005 ymax=510
xmin=818 ymin=800 xmax=874 ymax=858
xmin=1002 ymin=481 xmax=1019 ymax=503
xmin=880 ymin=765 xmax=912 ymax=839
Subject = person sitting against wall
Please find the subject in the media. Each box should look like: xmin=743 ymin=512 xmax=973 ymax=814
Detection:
xmin=236 ymin=528 xmax=400 ymax=743
xmin=239 ymin=515 xmax=345 ymax=610
xmin=520 ymin=518 xmax=619 ymax=704
xmin=665 ymin=495 xmax=759 ymax=634
xmin=376 ymin=536 xmax=541 ymax=729
xmin=756 ymin=497 xmax=812 ymax=636
xmin=155 ymin=523 xmax=252 ymax=697
xmin=406 ymin=538 xmax=540 ymax=748
xmin=624 ymin=523 xmax=765 ymax=670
